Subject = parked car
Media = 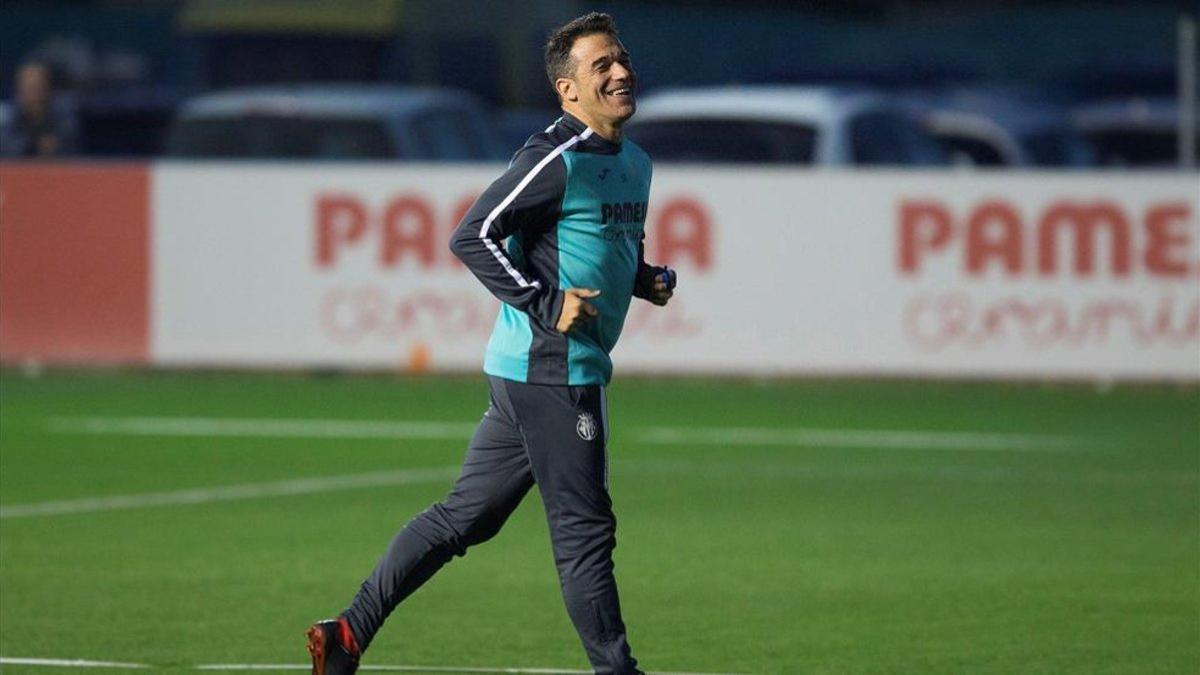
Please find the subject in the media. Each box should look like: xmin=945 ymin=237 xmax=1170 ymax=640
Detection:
xmin=497 ymin=107 xmax=561 ymax=152
xmin=1071 ymin=97 xmax=1196 ymax=168
xmin=897 ymin=87 xmax=1095 ymax=167
xmin=78 ymin=87 xmax=195 ymax=157
xmin=165 ymin=85 xmax=509 ymax=161
xmin=623 ymin=85 xmax=947 ymax=166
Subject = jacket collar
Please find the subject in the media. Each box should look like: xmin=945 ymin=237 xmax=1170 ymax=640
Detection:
xmin=559 ymin=110 xmax=622 ymax=154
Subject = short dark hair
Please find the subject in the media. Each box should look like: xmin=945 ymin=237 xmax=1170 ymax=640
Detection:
xmin=544 ymin=12 xmax=619 ymax=90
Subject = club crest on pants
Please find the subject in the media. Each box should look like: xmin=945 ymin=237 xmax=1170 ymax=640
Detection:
xmin=576 ymin=411 xmax=598 ymax=441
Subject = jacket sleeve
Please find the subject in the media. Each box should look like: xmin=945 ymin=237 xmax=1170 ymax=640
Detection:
xmin=633 ymin=236 xmax=664 ymax=300
xmin=632 ymin=157 xmax=661 ymax=300
xmin=449 ymin=143 xmax=567 ymax=328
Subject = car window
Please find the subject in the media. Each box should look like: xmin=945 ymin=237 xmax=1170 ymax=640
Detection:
xmin=444 ymin=109 xmax=489 ymax=160
xmin=1081 ymin=130 xmax=1190 ymax=167
xmin=166 ymin=115 xmax=395 ymax=159
xmin=935 ymin=132 xmax=1007 ymax=166
xmin=850 ymin=111 xmax=946 ymax=166
xmin=626 ymin=118 xmax=816 ymax=164
xmin=409 ymin=110 xmax=480 ymax=160
xmin=1021 ymin=130 xmax=1094 ymax=166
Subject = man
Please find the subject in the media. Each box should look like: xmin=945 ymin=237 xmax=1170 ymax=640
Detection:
xmin=0 ymin=62 xmax=78 ymax=157
xmin=307 ymin=12 xmax=674 ymax=675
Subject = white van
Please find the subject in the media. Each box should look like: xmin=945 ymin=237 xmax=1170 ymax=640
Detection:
xmin=625 ymin=85 xmax=946 ymax=166
xmin=165 ymin=85 xmax=508 ymax=161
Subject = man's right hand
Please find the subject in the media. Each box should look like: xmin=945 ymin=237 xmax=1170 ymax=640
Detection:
xmin=557 ymin=288 xmax=601 ymax=333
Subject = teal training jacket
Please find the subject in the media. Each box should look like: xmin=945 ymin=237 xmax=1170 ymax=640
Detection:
xmin=449 ymin=112 xmax=664 ymax=385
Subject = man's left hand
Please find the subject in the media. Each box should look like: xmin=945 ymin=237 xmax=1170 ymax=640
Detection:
xmin=647 ymin=268 xmax=674 ymax=306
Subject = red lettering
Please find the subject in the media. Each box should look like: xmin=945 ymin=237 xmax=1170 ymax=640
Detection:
xmin=379 ymin=196 xmax=437 ymax=268
xmin=905 ymin=292 xmax=1199 ymax=349
xmin=898 ymin=198 xmax=1199 ymax=279
xmin=655 ymin=198 xmax=712 ymax=270
xmin=1144 ymin=203 xmax=1192 ymax=278
xmin=315 ymin=194 xmax=368 ymax=267
xmin=320 ymin=285 xmax=496 ymax=343
xmin=966 ymin=201 xmax=1023 ymax=276
xmin=445 ymin=194 xmax=478 ymax=270
xmin=1037 ymin=202 xmax=1130 ymax=277
xmin=898 ymin=201 xmax=954 ymax=274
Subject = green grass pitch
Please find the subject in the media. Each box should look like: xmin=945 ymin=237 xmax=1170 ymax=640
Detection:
xmin=0 ymin=370 xmax=1197 ymax=674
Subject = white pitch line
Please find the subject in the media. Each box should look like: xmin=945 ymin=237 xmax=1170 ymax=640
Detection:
xmin=196 ymin=664 xmax=738 ymax=675
xmin=0 ymin=466 xmax=460 ymax=519
xmin=1 ymin=658 xmax=740 ymax=675
xmin=5 ymin=452 xmax=1177 ymax=522
xmin=623 ymin=458 xmax=1198 ymax=488
xmin=48 ymin=416 xmax=1091 ymax=452
xmin=195 ymin=665 xmax=591 ymax=673
xmin=638 ymin=426 xmax=1090 ymax=452
xmin=48 ymin=417 xmax=479 ymax=441
xmin=0 ymin=657 xmax=149 ymax=669
xmin=3 ymin=418 xmax=1093 ymax=520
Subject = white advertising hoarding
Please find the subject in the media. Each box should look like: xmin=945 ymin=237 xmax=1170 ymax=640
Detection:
xmin=153 ymin=165 xmax=1199 ymax=379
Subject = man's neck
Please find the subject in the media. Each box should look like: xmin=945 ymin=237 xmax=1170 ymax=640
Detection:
xmin=563 ymin=107 xmax=622 ymax=143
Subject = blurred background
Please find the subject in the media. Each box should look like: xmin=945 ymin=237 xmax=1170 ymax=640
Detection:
xmin=0 ymin=2 xmax=1198 ymax=674
xmin=1 ymin=0 xmax=1197 ymax=377
xmin=0 ymin=0 xmax=1197 ymax=167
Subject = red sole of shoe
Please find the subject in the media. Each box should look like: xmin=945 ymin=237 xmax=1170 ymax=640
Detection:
xmin=305 ymin=625 xmax=326 ymax=675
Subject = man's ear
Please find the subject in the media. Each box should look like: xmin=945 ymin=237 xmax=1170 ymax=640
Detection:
xmin=555 ymin=77 xmax=577 ymax=102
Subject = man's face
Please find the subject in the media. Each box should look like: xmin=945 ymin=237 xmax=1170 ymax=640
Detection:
xmin=563 ymin=32 xmax=636 ymax=127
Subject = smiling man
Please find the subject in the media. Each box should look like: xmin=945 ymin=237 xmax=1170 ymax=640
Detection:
xmin=306 ymin=12 xmax=674 ymax=675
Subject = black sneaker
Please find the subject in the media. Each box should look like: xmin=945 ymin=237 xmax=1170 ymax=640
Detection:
xmin=305 ymin=619 xmax=359 ymax=675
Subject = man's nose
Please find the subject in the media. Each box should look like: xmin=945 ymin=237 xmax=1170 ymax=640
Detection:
xmin=610 ymin=62 xmax=632 ymax=82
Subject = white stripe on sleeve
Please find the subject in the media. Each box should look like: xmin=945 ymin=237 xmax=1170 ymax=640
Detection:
xmin=480 ymin=128 xmax=593 ymax=289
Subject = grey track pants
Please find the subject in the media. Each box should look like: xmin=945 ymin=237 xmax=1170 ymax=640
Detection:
xmin=341 ymin=376 xmax=639 ymax=674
